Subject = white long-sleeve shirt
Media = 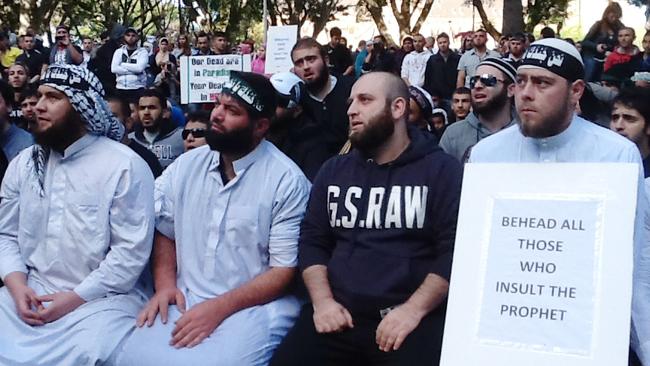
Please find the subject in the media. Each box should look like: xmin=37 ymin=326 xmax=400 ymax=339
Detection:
xmin=0 ymin=135 xmax=155 ymax=301
xmin=155 ymin=142 xmax=310 ymax=300
xmin=111 ymin=45 xmax=149 ymax=90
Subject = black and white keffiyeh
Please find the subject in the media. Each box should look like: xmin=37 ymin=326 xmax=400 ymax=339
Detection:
xmin=31 ymin=64 xmax=124 ymax=196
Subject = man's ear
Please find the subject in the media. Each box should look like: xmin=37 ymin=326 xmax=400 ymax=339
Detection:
xmin=507 ymin=82 xmax=515 ymax=98
xmin=570 ymin=79 xmax=586 ymax=106
xmin=392 ymin=97 xmax=408 ymax=121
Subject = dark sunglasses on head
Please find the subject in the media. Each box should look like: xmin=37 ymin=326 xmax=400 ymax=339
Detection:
xmin=469 ymin=74 xmax=506 ymax=89
xmin=182 ymin=128 xmax=207 ymax=140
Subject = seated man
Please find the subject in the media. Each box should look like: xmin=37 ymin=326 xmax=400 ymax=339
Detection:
xmin=117 ymin=71 xmax=311 ymax=366
xmin=271 ymin=72 xmax=462 ymax=366
xmin=0 ymin=64 xmax=154 ymax=365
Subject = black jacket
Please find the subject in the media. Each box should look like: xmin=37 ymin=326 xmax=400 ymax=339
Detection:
xmin=299 ymin=127 xmax=462 ymax=316
xmin=423 ymin=51 xmax=460 ymax=100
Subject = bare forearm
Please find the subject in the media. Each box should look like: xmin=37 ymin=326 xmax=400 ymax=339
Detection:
xmin=215 ymin=266 xmax=295 ymax=316
xmin=456 ymin=71 xmax=466 ymax=88
xmin=152 ymin=231 xmax=178 ymax=291
xmin=4 ymin=271 xmax=28 ymax=290
xmin=302 ymin=264 xmax=335 ymax=304
xmin=403 ymin=273 xmax=449 ymax=318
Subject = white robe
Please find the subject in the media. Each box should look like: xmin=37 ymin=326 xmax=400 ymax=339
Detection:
xmin=0 ymin=135 xmax=155 ymax=365
xmin=117 ymin=142 xmax=311 ymax=366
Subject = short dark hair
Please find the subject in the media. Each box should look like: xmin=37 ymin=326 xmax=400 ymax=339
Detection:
xmin=612 ymin=87 xmax=650 ymax=128
xmin=526 ymin=33 xmax=536 ymax=43
xmin=213 ymin=31 xmax=227 ymax=39
xmin=19 ymin=85 xmax=38 ymax=103
xmin=196 ymin=31 xmax=210 ymax=41
xmin=291 ymin=37 xmax=326 ymax=62
xmin=437 ymin=32 xmax=449 ymax=40
xmin=453 ymin=86 xmax=471 ymax=96
xmin=329 ymin=27 xmax=342 ymax=38
xmin=475 ymin=29 xmax=487 ymax=34
xmin=0 ymin=79 xmax=14 ymax=105
xmin=139 ymin=88 xmax=167 ymax=110
xmin=540 ymin=26 xmax=556 ymax=39
xmin=186 ymin=110 xmax=211 ymax=126
xmin=511 ymin=32 xmax=526 ymax=42
xmin=106 ymin=95 xmax=131 ymax=120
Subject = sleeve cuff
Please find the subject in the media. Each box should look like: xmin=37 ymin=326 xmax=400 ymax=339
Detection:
xmin=0 ymin=262 xmax=28 ymax=282
xmin=73 ymin=281 xmax=105 ymax=302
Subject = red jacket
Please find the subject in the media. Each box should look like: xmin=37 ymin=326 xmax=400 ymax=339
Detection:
xmin=604 ymin=46 xmax=640 ymax=72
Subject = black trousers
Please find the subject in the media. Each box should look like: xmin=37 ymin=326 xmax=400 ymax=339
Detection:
xmin=270 ymin=304 xmax=445 ymax=366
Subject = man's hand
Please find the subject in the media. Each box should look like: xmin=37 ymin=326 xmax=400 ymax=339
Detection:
xmin=137 ymin=287 xmax=186 ymax=327
xmin=312 ymin=298 xmax=354 ymax=333
xmin=375 ymin=302 xmax=425 ymax=352
xmin=36 ymin=291 xmax=85 ymax=323
xmin=7 ymin=283 xmax=44 ymax=326
xmin=170 ymin=297 xmax=231 ymax=348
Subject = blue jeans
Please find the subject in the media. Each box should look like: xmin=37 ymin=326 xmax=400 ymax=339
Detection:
xmin=583 ymin=55 xmax=604 ymax=82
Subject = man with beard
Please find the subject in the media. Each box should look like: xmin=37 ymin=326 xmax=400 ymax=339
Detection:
xmin=291 ymin=38 xmax=353 ymax=162
xmin=456 ymin=29 xmax=500 ymax=88
xmin=468 ymin=38 xmax=650 ymax=366
xmin=106 ymin=94 xmax=163 ymax=178
xmin=111 ymin=27 xmax=149 ymax=104
xmin=270 ymin=72 xmax=462 ymax=366
xmin=440 ymin=57 xmax=517 ymax=162
xmin=0 ymin=64 xmax=154 ymax=365
xmin=129 ymin=89 xmax=184 ymax=168
xmin=268 ymin=71 xmax=331 ymax=180
xmin=116 ymin=71 xmax=310 ymax=365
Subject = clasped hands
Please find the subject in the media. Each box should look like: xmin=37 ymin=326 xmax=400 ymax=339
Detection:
xmin=10 ymin=284 xmax=85 ymax=326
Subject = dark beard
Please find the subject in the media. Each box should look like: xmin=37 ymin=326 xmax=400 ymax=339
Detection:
xmin=519 ymin=95 xmax=571 ymax=138
xmin=33 ymin=110 xmax=85 ymax=153
xmin=472 ymin=86 xmax=509 ymax=117
xmin=205 ymin=121 xmax=255 ymax=155
xmin=305 ymin=64 xmax=329 ymax=95
xmin=349 ymin=105 xmax=394 ymax=153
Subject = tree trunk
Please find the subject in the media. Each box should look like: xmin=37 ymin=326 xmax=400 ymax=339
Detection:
xmin=502 ymin=0 xmax=524 ymax=35
xmin=410 ymin=0 xmax=434 ymax=35
xmin=364 ymin=0 xmax=396 ymax=46
xmin=472 ymin=0 xmax=501 ymax=40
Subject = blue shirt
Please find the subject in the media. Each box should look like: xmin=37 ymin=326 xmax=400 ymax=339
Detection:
xmin=1 ymin=124 xmax=33 ymax=161
xmin=155 ymin=141 xmax=311 ymax=299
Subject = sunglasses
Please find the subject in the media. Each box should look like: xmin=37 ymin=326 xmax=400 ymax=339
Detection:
xmin=182 ymin=128 xmax=207 ymax=140
xmin=469 ymin=74 xmax=506 ymax=89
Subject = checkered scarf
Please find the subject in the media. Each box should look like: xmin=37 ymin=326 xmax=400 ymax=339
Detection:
xmin=31 ymin=64 xmax=124 ymax=196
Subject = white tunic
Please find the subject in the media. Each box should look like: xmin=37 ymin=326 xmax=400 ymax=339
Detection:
xmin=470 ymin=115 xmax=650 ymax=364
xmin=117 ymin=141 xmax=311 ymax=366
xmin=0 ymin=134 xmax=155 ymax=365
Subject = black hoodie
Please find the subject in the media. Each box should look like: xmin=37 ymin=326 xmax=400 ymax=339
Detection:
xmin=299 ymin=127 xmax=462 ymax=316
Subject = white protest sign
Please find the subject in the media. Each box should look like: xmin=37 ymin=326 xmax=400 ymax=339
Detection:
xmin=179 ymin=54 xmax=251 ymax=104
xmin=265 ymin=25 xmax=298 ymax=74
xmin=441 ymin=163 xmax=638 ymax=366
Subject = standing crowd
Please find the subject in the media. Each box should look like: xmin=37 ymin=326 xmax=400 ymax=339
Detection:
xmin=1 ymin=1 xmax=650 ymax=365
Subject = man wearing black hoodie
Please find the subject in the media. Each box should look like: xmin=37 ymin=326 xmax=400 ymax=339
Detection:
xmin=129 ymin=89 xmax=183 ymax=168
xmin=270 ymin=72 xmax=462 ymax=366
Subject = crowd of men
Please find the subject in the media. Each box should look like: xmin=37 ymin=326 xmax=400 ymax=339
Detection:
xmin=1 ymin=2 xmax=650 ymax=364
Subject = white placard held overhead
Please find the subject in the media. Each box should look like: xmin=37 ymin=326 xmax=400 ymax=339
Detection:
xmin=179 ymin=54 xmax=251 ymax=104
xmin=441 ymin=163 xmax=638 ymax=366
xmin=265 ymin=25 xmax=298 ymax=74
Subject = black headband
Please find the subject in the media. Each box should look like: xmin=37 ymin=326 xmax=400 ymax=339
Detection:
xmin=222 ymin=73 xmax=265 ymax=114
xmin=520 ymin=43 xmax=584 ymax=82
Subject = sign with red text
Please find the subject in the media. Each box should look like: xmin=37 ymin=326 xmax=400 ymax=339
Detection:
xmin=180 ymin=54 xmax=251 ymax=104
xmin=441 ymin=163 xmax=638 ymax=366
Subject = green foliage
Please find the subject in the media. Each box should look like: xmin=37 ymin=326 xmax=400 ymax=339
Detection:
xmin=524 ymin=0 xmax=571 ymax=33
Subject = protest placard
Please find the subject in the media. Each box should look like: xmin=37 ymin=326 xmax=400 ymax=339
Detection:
xmin=441 ymin=163 xmax=638 ymax=366
xmin=265 ymin=25 xmax=298 ymax=74
xmin=179 ymin=54 xmax=251 ymax=104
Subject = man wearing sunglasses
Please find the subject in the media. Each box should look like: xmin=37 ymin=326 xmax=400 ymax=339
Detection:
xmin=440 ymin=57 xmax=517 ymax=162
xmin=468 ymin=38 xmax=650 ymax=366
xmin=182 ymin=110 xmax=210 ymax=152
